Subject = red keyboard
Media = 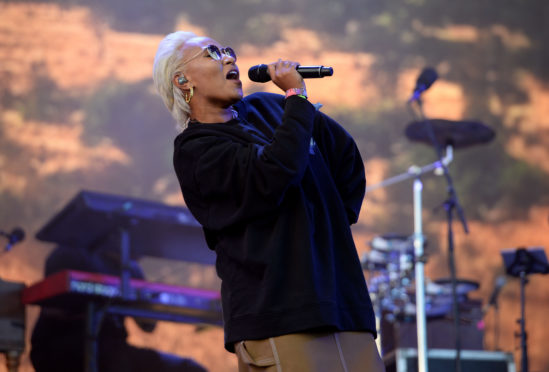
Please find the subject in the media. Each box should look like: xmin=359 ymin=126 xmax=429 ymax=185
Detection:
xmin=22 ymin=270 xmax=223 ymax=325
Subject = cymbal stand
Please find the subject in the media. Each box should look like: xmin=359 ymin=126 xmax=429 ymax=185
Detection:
xmin=412 ymin=171 xmax=429 ymax=372
xmin=366 ymin=147 xmax=453 ymax=372
xmin=409 ymin=97 xmax=469 ymax=372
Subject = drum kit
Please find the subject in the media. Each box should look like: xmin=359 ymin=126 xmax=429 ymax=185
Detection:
xmin=362 ymin=117 xmax=495 ymax=362
xmin=362 ymin=234 xmax=480 ymax=321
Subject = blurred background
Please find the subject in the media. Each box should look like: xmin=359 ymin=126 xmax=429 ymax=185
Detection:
xmin=1 ymin=0 xmax=548 ymax=371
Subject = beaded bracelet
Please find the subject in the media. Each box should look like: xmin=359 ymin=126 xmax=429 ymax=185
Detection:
xmin=285 ymin=88 xmax=308 ymax=100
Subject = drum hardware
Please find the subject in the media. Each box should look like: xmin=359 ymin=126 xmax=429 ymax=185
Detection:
xmin=365 ymin=82 xmax=495 ymax=372
xmin=405 ymin=98 xmax=495 ymax=372
xmin=364 ymin=149 xmax=451 ymax=369
xmin=407 ymin=86 xmax=495 ymax=372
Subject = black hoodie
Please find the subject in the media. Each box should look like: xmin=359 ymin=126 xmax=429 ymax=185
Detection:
xmin=173 ymin=92 xmax=376 ymax=351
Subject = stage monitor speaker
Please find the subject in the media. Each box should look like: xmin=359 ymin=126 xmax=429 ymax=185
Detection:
xmin=383 ymin=348 xmax=516 ymax=372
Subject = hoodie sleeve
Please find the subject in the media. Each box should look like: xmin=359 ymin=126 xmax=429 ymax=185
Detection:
xmin=174 ymin=96 xmax=316 ymax=230
xmin=312 ymin=111 xmax=366 ymax=224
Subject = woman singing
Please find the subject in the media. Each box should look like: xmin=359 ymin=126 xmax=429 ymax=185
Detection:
xmin=153 ymin=31 xmax=384 ymax=372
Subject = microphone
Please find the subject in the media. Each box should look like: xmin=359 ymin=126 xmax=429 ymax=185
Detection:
xmin=482 ymin=275 xmax=507 ymax=315
xmin=248 ymin=64 xmax=333 ymax=83
xmin=3 ymin=227 xmax=25 ymax=252
xmin=408 ymin=67 xmax=438 ymax=102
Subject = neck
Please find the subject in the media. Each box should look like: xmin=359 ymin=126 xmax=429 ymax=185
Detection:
xmin=189 ymin=102 xmax=236 ymax=124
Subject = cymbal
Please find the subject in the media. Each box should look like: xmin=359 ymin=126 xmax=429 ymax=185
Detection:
xmin=405 ymin=119 xmax=495 ymax=149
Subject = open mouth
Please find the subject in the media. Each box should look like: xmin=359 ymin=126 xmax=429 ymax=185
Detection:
xmin=226 ymin=69 xmax=240 ymax=80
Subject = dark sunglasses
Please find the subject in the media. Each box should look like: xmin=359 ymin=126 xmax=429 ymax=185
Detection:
xmin=182 ymin=44 xmax=237 ymax=66
xmin=204 ymin=44 xmax=236 ymax=61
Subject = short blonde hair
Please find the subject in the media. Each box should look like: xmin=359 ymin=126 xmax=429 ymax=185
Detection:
xmin=152 ymin=31 xmax=198 ymax=132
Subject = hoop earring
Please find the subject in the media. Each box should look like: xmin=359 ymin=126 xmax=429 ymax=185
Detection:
xmin=184 ymin=86 xmax=194 ymax=103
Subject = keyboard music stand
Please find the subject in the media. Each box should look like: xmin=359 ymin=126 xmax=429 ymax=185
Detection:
xmin=34 ymin=190 xmax=214 ymax=372
xmin=501 ymin=247 xmax=549 ymax=372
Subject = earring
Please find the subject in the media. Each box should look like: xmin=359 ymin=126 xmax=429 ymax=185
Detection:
xmin=184 ymin=86 xmax=194 ymax=103
xmin=177 ymin=76 xmax=187 ymax=85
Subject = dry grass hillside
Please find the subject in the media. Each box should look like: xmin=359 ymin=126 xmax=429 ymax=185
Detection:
xmin=1 ymin=3 xmax=548 ymax=371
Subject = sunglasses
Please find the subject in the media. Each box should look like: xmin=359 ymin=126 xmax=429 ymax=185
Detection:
xmin=182 ymin=44 xmax=237 ymax=66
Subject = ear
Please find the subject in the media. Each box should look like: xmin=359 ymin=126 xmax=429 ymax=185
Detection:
xmin=173 ymin=74 xmax=191 ymax=89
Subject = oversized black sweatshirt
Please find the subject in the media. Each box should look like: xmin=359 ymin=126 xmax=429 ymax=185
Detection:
xmin=173 ymin=92 xmax=376 ymax=352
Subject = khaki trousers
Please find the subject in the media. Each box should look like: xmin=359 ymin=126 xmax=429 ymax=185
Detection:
xmin=234 ymin=331 xmax=385 ymax=372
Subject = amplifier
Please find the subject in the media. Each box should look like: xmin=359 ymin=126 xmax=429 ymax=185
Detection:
xmin=383 ymin=348 xmax=516 ymax=372
xmin=380 ymin=299 xmax=484 ymax=354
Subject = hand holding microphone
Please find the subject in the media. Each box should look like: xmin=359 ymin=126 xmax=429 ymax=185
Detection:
xmin=248 ymin=62 xmax=333 ymax=83
xmin=265 ymin=59 xmax=306 ymax=93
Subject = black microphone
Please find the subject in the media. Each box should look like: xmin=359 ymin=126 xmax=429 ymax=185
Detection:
xmin=248 ymin=64 xmax=334 ymax=83
xmin=408 ymin=67 xmax=438 ymax=102
xmin=4 ymin=227 xmax=25 ymax=252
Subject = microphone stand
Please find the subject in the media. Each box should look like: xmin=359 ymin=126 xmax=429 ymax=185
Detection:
xmin=503 ymin=247 xmax=549 ymax=372
xmin=409 ymin=97 xmax=469 ymax=372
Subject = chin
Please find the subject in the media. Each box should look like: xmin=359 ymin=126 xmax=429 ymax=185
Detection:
xmin=218 ymin=88 xmax=243 ymax=106
xmin=231 ymin=90 xmax=244 ymax=102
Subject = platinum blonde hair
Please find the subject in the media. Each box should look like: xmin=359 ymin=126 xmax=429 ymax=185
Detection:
xmin=153 ymin=31 xmax=198 ymax=132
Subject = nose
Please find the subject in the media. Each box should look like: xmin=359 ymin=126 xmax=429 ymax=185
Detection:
xmin=222 ymin=53 xmax=236 ymax=64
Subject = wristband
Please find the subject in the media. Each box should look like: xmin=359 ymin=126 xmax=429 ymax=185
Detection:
xmin=285 ymin=88 xmax=308 ymax=99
